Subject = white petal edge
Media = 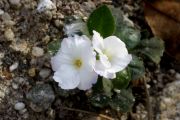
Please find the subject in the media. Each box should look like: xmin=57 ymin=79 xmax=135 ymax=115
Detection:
xmin=92 ymin=30 xmax=104 ymax=54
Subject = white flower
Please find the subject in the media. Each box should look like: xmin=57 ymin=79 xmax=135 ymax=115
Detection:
xmin=92 ymin=31 xmax=132 ymax=79
xmin=51 ymin=35 xmax=98 ymax=90
xmin=37 ymin=0 xmax=56 ymax=12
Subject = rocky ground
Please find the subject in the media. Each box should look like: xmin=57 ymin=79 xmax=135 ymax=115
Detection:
xmin=0 ymin=0 xmax=179 ymax=120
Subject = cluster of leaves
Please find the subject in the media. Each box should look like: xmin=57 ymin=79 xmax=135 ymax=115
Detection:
xmin=48 ymin=5 xmax=164 ymax=112
xmin=87 ymin=5 xmax=164 ymax=112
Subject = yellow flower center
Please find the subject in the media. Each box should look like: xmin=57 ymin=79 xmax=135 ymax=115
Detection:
xmin=74 ymin=59 xmax=82 ymax=69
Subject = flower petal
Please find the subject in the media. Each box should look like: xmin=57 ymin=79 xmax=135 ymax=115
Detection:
xmin=103 ymin=36 xmax=132 ymax=72
xmin=53 ymin=64 xmax=80 ymax=89
xmin=99 ymin=54 xmax=111 ymax=68
xmin=92 ymin=30 xmax=104 ymax=54
xmin=104 ymin=36 xmax=127 ymax=57
xmin=51 ymin=52 xmax=72 ymax=71
xmin=78 ymin=69 xmax=98 ymax=90
xmin=109 ymin=54 xmax=132 ymax=73
xmin=94 ymin=60 xmax=115 ymax=79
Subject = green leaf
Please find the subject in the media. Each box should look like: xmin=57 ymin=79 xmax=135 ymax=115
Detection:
xmin=109 ymin=89 xmax=134 ymax=112
xmin=87 ymin=5 xmax=115 ymax=38
xmin=115 ymin=26 xmax=141 ymax=50
xmin=92 ymin=77 xmax=113 ymax=97
xmin=128 ymin=55 xmax=145 ymax=80
xmin=102 ymin=78 xmax=113 ymax=97
xmin=89 ymin=93 xmax=110 ymax=108
xmin=48 ymin=40 xmax=60 ymax=55
xmin=112 ymin=69 xmax=131 ymax=89
xmin=111 ymin=7 xmax=141 ymax=50
xmin=135 ymin=37 xmax=165 ymax=64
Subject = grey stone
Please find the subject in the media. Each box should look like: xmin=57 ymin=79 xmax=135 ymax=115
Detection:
xmin=39 ymin=68 xmax=51 ymax=79
xmin=0 ymin=9 xmax=4 ymax=15
xmin=9 ymin=62 xmax=18 ymax=72
xmin=1 ymin=12 xmax=11 ymax=21
xmin=9 ymin=0 xmax=20 ymax=5
xmin=32 ymin=47 xmax=44 ymax=57
xmin=14 ymin=102 xmax=25 ymax=111
xmin=4 ymin=28 xmax=15 ymax=41
xmin=175 ymin=73 xmax=180 ymax=80
xmin=26 ymin=84 xmax=55 ymax=112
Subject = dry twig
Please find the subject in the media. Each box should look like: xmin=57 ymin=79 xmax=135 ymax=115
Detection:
xmin=143 ymin=77 xmax=152 ymax=120
xmin=62 ymin=106 xmax=114 ymax=120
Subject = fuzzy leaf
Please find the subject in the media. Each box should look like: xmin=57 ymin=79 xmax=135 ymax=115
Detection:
xmin=87 ymin=5 xmax=115 ymax=38
xmin=128 ymin=55 xmax=145 ymax=80
xmin=109 ymin=89 xmax=134 ymax=112
xmin=89 ymin=94 xmax=110 ymax=108
xmin=112 ymin=69 xmax=131 ymax=89
xmin=136 ymin=37 xmax=164 ymax=64
xmin=115 ymin=26 xmax=141 ymax=50
xmin=48 ymin=40 xmax=60 ymax=55
xmin=102 ymin=78 xmax=113 ymax=97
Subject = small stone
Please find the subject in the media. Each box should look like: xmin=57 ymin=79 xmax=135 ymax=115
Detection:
xmin=54 ymin=19 xmax=63 ymax=28
xmin=37 ymin=0 xmax=56 ymax=12
xmin=42 ymin=35 xmax=50 ymax=44
xmin=14 ymin=77 xmax=25 ymax=84
xmin=175 ymin=73 xmax=180 ymax=80
xmin=169 ymin=69 xmax=176 ymax=74
xmin=26 ymin=84 xmax=55 ymax=112
xmin=4 ymin=20 xmax=16 ymax=26
xmin=39 ymin=68 xmax=51 ymax=79
xmin=9 ymin=0 xmax=21 ymax=7
xmin=4 ymin=28 xmax=15 ymax=41
xmin=32 ymin=47 xmax=44 ymax=57
xmin=14 ymin=102 xmax=25 ymax=111
xmin=28 ymin=68 xmax=36 ymax=77
xmin=0 ymin=52 xmax=5 ymax=59
xmin=22 ymin=113 xmax=29 ymax=119
xmin=1 ymin=13 xmax=11 ymax=21
xmin=44 ymin=11 xmax=53 ymax=20
xmin=19 ymin=108 xmax=27 ymax=114
xmin=12 ymin=82 xmax=19 ymax=89
xmin=9 ymin=62 xmax=18 ymax=72
xmin=0 ymin=9 xmax=4 ymax=15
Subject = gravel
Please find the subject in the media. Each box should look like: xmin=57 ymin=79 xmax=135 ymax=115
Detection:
xmin=32 ymin=47 xmax=44 ymax=57
xmin=14 ymin=102 xmax=25 ymax=111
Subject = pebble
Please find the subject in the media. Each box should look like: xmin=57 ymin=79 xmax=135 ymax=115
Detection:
xmin=0 ymin=9 xmax=4 ymax=15
xmin=12 ymin=82 xmax=19 ymax=89
xmin=44 ymin=11 xmax=53 ymax=20
xmin=9 ymin=62 xmax=19 ymax=72
xmin=28 ymin=68 xmax=36 ymax=77
xmin=19 ymin=108 xmax=27 ymax=114
xmin=39 ymin=68 xmax=51 ymax=79
xmin=42 ymin=35 xmax=50 ymax=44
xmin=175 ymin=73 xmax=180 ymax=80
xmin=4 ymin=20 xmax=16 ymax=26
xmin=14 ymin=77 xmax=25 ymax=84
xmin=32 ymin=47 xmax=44 ymax=57
xmin=14 ymin=102 xmax=25 ymax=111
xmin=4 ymin=28 xmax=15 ymax=41
xmin=54 ymin=19 xmax=63 ymax=28
xmin=0 ymin=52 xmax=5 ymax=59
xmin=37 ymin=0 xmax=56 ymax=12
xmin=9 ymin=0 xmax=20 ymax=6
xmin=1 ymin=13 xmax=11 ymax=21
